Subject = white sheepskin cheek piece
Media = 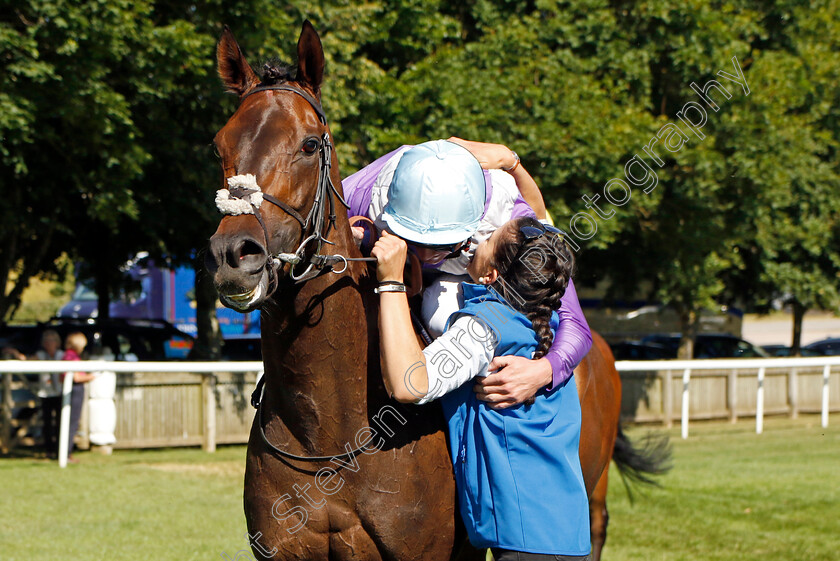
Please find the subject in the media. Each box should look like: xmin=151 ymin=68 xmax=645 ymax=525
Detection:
xmin=215 ymin=190 xmax=254 ymax=215
xmin=215 ymin=174 xmax=264 ymax=215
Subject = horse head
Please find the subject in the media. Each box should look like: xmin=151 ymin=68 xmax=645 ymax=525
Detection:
xmin=206 ymin=22 xmax=356 ymax=311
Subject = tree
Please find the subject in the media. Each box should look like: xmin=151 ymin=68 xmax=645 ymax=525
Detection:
xmin=1 ymin=1 xmax=151 ymax=320
xmin=3 ymin=0 xmax=839 ymax=361
xmin=720 ymin=0 xmax=840 ymax=354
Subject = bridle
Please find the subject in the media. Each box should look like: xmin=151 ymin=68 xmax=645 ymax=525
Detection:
xmin=221 ymin=84 xmax=376 ymax=464
xmin=222 ymin=84 xmax=375 ymax=290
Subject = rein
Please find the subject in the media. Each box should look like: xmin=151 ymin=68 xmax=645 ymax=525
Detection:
xmin=223 ymin=84 xmax=376 ymax=288
xmin=250 ymin=375 xmax=370 ymax=463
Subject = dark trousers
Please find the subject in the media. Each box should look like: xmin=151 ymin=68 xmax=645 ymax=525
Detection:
xmin=491 ymin=549 xmax=591 ymax=561
xmin=41 ymin=395 xmax=62 ymax=455
xmin=67 ymin=384 xmax=85 ymax=456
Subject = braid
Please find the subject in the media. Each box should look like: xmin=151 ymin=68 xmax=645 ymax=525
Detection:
xmin=529 ymin=304 xmax=555 ymax=359
xmin=489 ymin=217 xmax=575 ymax=358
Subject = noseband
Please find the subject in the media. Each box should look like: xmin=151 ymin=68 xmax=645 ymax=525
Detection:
xmin=217 ymin=84 xmax=374 ymax=290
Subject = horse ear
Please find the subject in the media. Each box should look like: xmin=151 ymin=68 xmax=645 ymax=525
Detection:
xmin=296 ymin=20 xmax=325 ymax=96
xmin=217 ymin=26 xmax=259 ymax=96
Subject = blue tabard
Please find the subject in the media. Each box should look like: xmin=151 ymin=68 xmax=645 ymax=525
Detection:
xmin=440 ymin=283 xmax=591 ymax=555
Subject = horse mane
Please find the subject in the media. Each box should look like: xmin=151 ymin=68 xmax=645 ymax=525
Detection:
xmin=259 ymin=58 xmax=297 ymax=85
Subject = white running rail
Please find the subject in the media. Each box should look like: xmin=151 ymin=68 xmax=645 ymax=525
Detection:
xmin=616 ymin=357 xmax=840 ymax=438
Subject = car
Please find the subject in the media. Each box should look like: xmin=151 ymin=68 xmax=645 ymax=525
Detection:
xmin=0 ymin=319 xmax=194 ymax=440
xmin=609 ymin=341 xmax=672 ymax=360
xmin=221 ymin=334 xmax=262 ymax=361
xmin=0 ymin=324 xmax=41 ymax=359
xmin=761 ymin=344 xmax=821 ymax=357
xmin=638 ymin=333 xmax=770 ymax=359
xmin=803 ymin=338 xmax=840 ymax=356
xmin=1 ymin=318 xmax=195 ymax=361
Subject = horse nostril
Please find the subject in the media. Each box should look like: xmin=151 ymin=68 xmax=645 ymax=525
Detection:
xmin=227 ymin=238 xmax=267 ymax=272
xmin=240 ymin=239 xmax=265 ymax=261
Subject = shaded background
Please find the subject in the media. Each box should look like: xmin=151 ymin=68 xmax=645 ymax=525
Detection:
xmin=2 ymin=0 xmax=839 ymax=356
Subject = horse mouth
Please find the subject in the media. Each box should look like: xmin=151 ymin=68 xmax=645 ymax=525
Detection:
xmin=219 ymin=273 xmax=269 ymax=312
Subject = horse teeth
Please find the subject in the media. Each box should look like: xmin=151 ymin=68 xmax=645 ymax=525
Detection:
xmin=225 ymin=283 xmax=262 ymax=307
xmin=228 ymin=290 xmax=255 ymax=302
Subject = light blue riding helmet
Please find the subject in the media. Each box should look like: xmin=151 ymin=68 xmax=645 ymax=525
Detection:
xmin=381 ymin=140 xmax=486 ymax=245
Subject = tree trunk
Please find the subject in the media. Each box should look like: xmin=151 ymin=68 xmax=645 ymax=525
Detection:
xmin=791 ymin=301 xmax=806 ymax=357
xmin=191 ymin=259 xmax=222 ymax=360
xmin=678 ymin=309 xmax=698 ymax=359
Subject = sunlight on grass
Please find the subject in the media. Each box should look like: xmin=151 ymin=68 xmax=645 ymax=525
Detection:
xmin=606 ymin=417 xmax=840 ymax=561
xmin=0 ymin=416 xmax=837 ymax=560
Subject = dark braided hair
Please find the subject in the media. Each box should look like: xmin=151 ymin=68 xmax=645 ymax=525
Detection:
xmin=489 ymin=217 xmax=576 ymax=359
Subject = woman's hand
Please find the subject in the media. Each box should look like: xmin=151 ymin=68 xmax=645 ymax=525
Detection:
xmin=371 ymin=231 xmax=407 ymax=283
xmin=447 ymin=137 xmax=517 ymax=170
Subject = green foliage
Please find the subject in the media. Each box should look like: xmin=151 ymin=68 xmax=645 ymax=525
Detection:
xmin=1 ymin=0 xmax=838 ymax=345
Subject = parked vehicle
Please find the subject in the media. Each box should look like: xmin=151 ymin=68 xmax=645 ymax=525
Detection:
xmin=221 ymin=334 xmax=262 ymax=361
xmin=633 ymin=333 xmax=770 ymax=359
xmin=2 ymin=318 xmax=195 ymax=362
xmin=609 ymin=341 xmax=672 ymax=361
xmin=761 ymin=344 xmax=821 ymax=357
xmin=58 ymin=253 xmax=260 ymax=337
xmin=1 ymin=319 xmax=195 ymax=433
xmin=803 ymin=338 xmax=840 ymax=356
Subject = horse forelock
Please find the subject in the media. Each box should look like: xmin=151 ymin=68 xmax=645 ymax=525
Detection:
xmin=259 ymin=58 xmax=297 ymax=86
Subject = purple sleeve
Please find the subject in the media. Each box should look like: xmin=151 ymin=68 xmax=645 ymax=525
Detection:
xmin=510 ymin=192 xmax=537 ymax=219
xmin=341 ymin=146 xmax=406 ymax=218
xmin=545 ymin=278 xmax=592 ymax=389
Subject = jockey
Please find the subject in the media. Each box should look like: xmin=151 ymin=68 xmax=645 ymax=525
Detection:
xmin=342 ymin=138 xmax=592 ymax=407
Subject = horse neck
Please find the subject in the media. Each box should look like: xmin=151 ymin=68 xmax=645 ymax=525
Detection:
xmin=260 ymin=191 xmax=376 ymax=454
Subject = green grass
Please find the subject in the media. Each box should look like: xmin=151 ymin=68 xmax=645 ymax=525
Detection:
xmin=0 ymin=446 xmax=249 ymax=561
xmin=605 ymin=416 xmax=840 ymax=561
xmin=1 ymin=416 xmax=837 ymax=561
xmin=6 ymin=259 xmax=75 ymax=324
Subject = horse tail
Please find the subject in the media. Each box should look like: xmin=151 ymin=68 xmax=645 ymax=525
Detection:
xmin=612 ymin=422 xmax=672 ymax=503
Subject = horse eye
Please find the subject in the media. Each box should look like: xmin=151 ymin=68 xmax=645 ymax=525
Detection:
xmin=302 ymin=138 xmax=319 ymax=154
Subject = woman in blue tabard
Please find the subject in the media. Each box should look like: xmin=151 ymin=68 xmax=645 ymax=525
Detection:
xmin=371 ymin=216 xmax=591 ymax=561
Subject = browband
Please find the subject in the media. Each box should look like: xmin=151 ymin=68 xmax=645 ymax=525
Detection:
xmin=240 ymin=84 xmax=327 ymax=125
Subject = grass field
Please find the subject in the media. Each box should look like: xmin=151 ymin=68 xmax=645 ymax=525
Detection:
xmin=1 ymin=416 xmax=837 ymax=561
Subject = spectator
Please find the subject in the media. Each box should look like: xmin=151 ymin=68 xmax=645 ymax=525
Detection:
xmin=2 ymin=330 xmax=65 ymax=456
xmin=36 ymin=330 xmax=65 ymax=457
xmin=62 ymin=332 xmax=94 ymax=462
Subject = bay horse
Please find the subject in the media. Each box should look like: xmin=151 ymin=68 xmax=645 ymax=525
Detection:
xmin=205 ymin=21 xmax=668 ymax=561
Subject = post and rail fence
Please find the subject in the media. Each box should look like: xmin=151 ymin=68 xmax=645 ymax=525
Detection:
xmin=1 ymin=357 xmax=837 ymax=462
xmin=615 ymin=356 xmax=840 ymax=438
xmin=0 ymin=361 xmax=262 ymax=465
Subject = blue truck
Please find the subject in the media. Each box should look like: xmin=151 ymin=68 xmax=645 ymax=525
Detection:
xmin=57 ymin=253 xmax=259 ymax=337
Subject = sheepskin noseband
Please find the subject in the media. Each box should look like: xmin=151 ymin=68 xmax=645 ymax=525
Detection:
xmin=216 ymin=174 xmax=264 ymax=215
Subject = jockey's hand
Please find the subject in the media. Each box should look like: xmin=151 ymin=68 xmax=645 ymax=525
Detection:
xmin=473 ymin=355 xmax=552 ymax=409
xmin=351 ymin=226 xmax=365 ymax=247
xmin=447 ymin=137 xmax=517 ymax=171
xmin=371 ymin=231 xmax=407 ymax=283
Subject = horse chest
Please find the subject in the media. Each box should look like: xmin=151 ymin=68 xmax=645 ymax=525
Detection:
xmin=244 ymin=421 xmax=458 ymax=560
